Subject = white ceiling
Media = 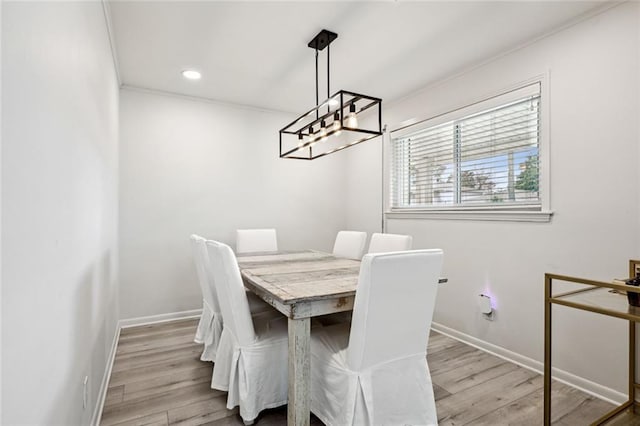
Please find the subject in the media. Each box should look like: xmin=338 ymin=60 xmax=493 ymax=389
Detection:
xmin=108 ymin=1 xmax=606 ymax=113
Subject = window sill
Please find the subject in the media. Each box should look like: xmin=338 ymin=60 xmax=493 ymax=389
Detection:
xmin=385 ymin=209 xmax=553 ymax=223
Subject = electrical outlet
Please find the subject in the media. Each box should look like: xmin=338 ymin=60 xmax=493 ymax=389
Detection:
xmin=479 ymin=294 xmax=495 ymax=321
xmin=83 ymin=376 xmax=89 ymax=409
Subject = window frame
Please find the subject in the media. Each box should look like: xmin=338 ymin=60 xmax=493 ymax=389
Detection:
xmin=384 ymin=75 xmax=552 ymax=223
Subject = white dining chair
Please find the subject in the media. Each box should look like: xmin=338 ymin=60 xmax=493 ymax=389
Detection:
xmin=236 ymin=228 xmax=278 ymax=254
xmin=207 ymin=240 xmax=289 ymax=425
xmin=332 ymin=231 xmax=367 ymax=260
xmin=190 ymin=234 xmax=223 ymax=362
xmin=316 ymin=230 xmax=367 ymax=325
xmin=367 ymin=232 xmax=413 ymax=253
xmin=190 ymin=235 xmax=274 ymax=362
xmin=310 ymin=249 xmax=444 ymax=426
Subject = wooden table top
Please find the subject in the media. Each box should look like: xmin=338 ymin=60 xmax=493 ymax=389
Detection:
xmin=237 ymin=250 xmax=360 ymax=304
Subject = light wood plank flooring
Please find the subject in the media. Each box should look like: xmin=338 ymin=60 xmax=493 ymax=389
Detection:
xmin=100 ymin=318 xmax=616 ymax=425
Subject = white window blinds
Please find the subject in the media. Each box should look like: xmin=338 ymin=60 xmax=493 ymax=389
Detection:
xmin=391 ymin=83 xmax=541 ymax=210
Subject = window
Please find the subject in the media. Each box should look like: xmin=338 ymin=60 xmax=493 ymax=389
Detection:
xmin=391 ymin=83 xmax=545 ymax=218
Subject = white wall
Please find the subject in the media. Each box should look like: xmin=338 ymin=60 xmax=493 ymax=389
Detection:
xmin=2 ymin=2 xmax=119 ymax=424
xmin=346 ymin=2 xmax=640 ymax=396
xmin=118 ymin=89 xmax=348 ymax=319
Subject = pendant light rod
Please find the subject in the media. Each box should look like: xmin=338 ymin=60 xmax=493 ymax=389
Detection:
xmin=315 ymin=48 xmax=319 ymax=120
xmin=327 ymin=43 xmax=330 ymax=113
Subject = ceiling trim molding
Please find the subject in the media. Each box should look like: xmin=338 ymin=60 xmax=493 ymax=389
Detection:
xmin=385 ymin=0 xmax=626 ymax=111
xmin=120 ymin=84 xmax=296 ymax=115
xmin=101 ymin=0 xmax=122 ymax=87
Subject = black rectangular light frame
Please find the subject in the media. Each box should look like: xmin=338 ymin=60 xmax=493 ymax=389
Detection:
xmin=279 ymin=90 xmax=382 ymax=160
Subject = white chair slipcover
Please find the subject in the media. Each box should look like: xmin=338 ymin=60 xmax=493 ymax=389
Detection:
xmin=190 ymin=235 xmax=223 ymax=362
xmin=236 ymin=228 xmax=278 ymax=254
xmin=367 ymin=232 xmax=413 ymax=254
xmin=191 ymin=235 xmax=274 ymax=362
xmin=332 ymin=231 xmax=367 ymax=260
xmin=310 ymin=249 xmax=444 ymax=426
xmin=317 ymin=231 xmax=368 ymax=326
xmin=234 ymin=228 xmax=282 ymax=316
xmin=207 ymin=240 xmax=289 ymax=424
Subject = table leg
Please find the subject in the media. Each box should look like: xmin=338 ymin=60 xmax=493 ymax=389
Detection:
xmin=288 ymin=317 xmax=311 ymax=426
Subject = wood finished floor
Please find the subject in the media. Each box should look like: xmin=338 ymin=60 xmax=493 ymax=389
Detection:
xmin=100 ymin=318 xmax=617 ymax=426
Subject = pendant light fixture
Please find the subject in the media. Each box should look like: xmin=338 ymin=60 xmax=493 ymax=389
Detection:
xmin=279 ymin=29 xmax=382 ymax=160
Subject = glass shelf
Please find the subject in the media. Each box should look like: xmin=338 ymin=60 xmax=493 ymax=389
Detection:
xmin=553 ymin=286 xmax=640 ymax=321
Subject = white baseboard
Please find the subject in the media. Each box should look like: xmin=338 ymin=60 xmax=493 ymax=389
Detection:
xmin=91 ymin=325 xmax=120 ymax=426
xmin=90 ymin=309 xmax=203 ymax=425
xmin=118 ymin=309 xmax=202 ymax=329
xmin=431 ymin=321 xmax=627 ymax=406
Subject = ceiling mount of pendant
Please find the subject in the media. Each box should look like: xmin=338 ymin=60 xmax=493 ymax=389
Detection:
xmin=307 ymin=29 xmax=338 ymax=51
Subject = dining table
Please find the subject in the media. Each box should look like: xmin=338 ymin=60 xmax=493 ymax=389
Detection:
xmin=236 ymin=249 xmax=447 ymax=426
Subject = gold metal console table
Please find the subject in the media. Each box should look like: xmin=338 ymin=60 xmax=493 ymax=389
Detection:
xmin=544 ymin=261 xmax=640 ymax=425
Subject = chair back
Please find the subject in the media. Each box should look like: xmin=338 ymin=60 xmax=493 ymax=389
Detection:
xmin=367 ymin=233 xmax=413 ymax=254
xmin=332 ymin=231 xmax=367 ymax=260
xmin=206 ymin=240 xmax=255 ymax=346
xmin=190 ymin=234 xmax=219 ymax=312
xmin=347 ymin=250 xmax=443 ymax=371
xmin=236 ymin=229 xmax=278 ymax=254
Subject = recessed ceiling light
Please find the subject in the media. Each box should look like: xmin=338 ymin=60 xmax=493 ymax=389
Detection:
xmin=182 ymin=70 xmax=201 ymax=80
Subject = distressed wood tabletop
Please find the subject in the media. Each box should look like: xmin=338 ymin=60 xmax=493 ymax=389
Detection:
xmin=237 ymin=250 xmax=360 ymax=305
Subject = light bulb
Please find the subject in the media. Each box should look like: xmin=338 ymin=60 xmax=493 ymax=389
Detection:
xmin=307 ymin=126 xmax=316 ymax=145
xmin=332 ymin=112 xmax=342 ymax=135
xmin=320 ymin=120 xmax=328 ymax=142
xmin=297 ymin=133 xmax=304 ymax=148
xmin=346 ymin=104 xmax=358 ymax=128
